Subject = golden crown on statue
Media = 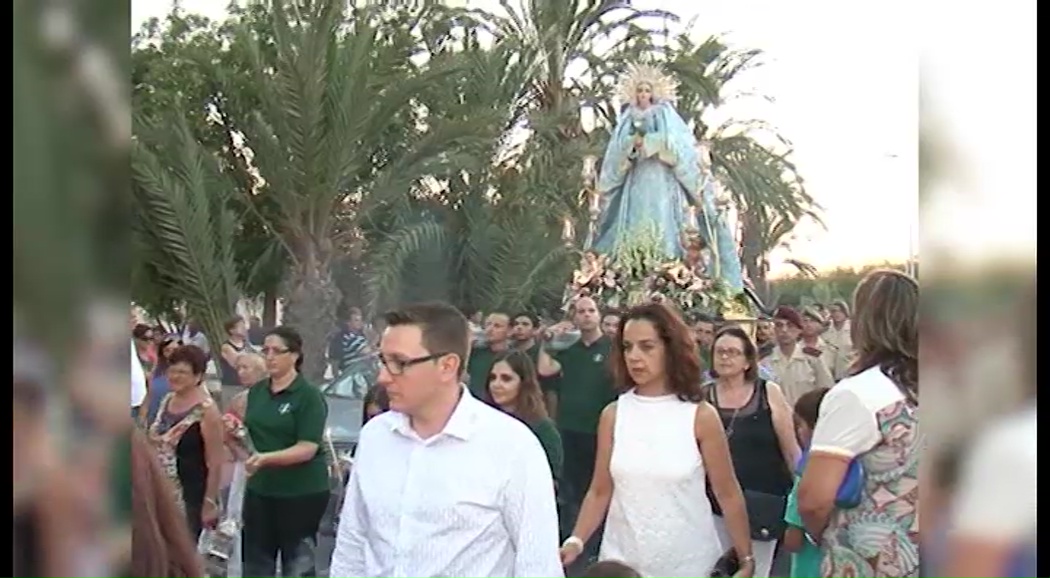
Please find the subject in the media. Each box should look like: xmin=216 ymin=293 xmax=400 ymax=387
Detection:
xmin=617 ymin=62 xmax=679 ymax=105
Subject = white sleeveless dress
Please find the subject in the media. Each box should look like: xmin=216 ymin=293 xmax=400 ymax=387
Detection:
xmin=599 ymin=391 xmax=723 ymax=577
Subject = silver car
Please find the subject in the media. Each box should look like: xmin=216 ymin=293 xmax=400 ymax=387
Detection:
xmin=318 ymin=352 xmax=380 ymax=535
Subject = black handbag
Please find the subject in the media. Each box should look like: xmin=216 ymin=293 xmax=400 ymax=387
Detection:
xmin=709 ymin=548 xmax=740 ymax=577
xmin=741 ymin=488 xmax=787 ymax=542
xmin=704 ymin=381 xmax=789 ymax=542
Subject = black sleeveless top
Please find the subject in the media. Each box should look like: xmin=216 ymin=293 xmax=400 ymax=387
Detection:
xmin=176 ymin=422 xmax=208 ymax=507
xmin=156 ymin=404 xmax=209 ymax=508
xmin=219 ymin=340 xmax=246 ymax=385
xmin=708 ymin=380 xmax=793 ymax=499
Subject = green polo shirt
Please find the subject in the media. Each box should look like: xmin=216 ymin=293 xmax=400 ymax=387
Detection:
xmin=244 ymin=373 xmax=329 ymax=497
xmin=553 ymin=335 xmax=616 ymax=434
xmin=699 ymin=345 xmax=712 ymax=373
xmin=527 ymin=417 xmax=564 ymax=482
xmin=524 ymin=342 xmax=562 ymax=393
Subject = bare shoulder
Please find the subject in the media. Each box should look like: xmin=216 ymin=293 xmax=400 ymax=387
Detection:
xmin=596 ymin=401 xmax=618 ymax=435
xmin=201 ymin=399 xmax=223 ymax=422
xmin=764 ymin=380 xmax=788 ymax=401
xmin=692 ymin=401 xmax=723 ymax=438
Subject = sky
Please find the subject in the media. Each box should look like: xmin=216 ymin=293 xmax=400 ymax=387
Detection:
xmin=131 ymin=0 xmax=1031 ymax=277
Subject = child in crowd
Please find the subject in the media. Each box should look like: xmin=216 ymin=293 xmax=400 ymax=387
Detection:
xmin=783 ymin=387 xmax=830 ymax=578
xmin=580 ymin=560 xmax=641 ymax=578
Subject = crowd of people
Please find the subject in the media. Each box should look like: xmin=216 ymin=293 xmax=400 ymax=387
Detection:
xmin=122 ymin=268 xmax=934 ymax=578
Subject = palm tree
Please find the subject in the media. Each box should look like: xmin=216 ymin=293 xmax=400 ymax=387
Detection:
xmin=131 ymin=113 xmax=243 ymax=350
xmin=666 ymin=32 xmax=823 ymax=298
xmin=211 ymin=0 xmax=494 ymax=380
xmin=362 ymin=20 xmax=573 ymax=315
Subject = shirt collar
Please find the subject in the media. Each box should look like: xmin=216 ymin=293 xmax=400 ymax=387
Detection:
xmin=268 ymin=373 xmax=306 ymax=396
xmin=389 ymin=385 xmax=482 ymax=442
xmin=772 ymin=343 xmax=808 ymax=362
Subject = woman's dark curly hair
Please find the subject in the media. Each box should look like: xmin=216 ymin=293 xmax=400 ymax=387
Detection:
xmin=849 ymin=269 xmax=919 ymax=403
xmin=610 ymin=302 xmax=704 ymax=402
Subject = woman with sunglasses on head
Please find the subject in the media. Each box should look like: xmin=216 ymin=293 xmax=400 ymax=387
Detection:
xmin=240 ymin=326 xmax=330 ymax=578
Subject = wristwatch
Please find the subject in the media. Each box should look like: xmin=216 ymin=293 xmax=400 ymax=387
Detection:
xmin=739 ymin=554 xmax=755 ymax=565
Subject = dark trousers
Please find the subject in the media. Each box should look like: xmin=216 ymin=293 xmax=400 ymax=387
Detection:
xmin=242 ymin=490 xmax=330 ymax=577
xmin=561 ymin=429 xmax=602 ymax=562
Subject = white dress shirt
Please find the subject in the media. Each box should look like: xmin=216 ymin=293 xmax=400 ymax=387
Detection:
xmin=330 ymin=389 xmax=564 ymax=578
xmin=131 ymin=340 xmax=147 ymax=407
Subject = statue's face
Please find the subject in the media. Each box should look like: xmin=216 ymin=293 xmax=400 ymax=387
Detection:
xmin=635 ymin=83 xmax=653 ymax=107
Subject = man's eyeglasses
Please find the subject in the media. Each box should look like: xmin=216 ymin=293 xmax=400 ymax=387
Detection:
xmin=379 ymin=352 xmax=451 ymax=376
xmin=260 ymin=346 xmax=291 ymax=356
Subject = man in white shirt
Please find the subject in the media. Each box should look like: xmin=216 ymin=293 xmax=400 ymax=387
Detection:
xmin=330 ymin=302 xmax=563 ymax=578
xmin=131 ymin=339 xmax=147 ymax=415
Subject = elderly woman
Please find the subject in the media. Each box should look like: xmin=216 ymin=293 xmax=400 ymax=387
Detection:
xmin=229 ymin=351 xmax=268 ymax=418
xmin=221 ymin=350 xmax=268 ymax=578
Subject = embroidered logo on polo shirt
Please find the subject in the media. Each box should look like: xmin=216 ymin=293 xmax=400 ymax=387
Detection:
xmin=278 ymin=402 xmax=292 ymax=414
xmin=593 ymin=353 xmax=604 ymax=363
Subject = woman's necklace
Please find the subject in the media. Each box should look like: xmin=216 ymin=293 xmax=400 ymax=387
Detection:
xmin=716 ymin=381 xmax=753 ymax=439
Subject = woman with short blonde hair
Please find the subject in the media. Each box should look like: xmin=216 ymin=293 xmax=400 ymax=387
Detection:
xmin=229 ymin=351 xmax=267 ymax=417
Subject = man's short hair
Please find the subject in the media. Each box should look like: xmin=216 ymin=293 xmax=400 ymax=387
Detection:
xmin=485 ymin=308 xmax=511 ymax=320
xmin=512 ymin=311 xmax=540 ymax=327
xmin=384 ymin=302 xmax=471 ymax=377
xmin=569 ymin=295 xmax=598 ymax=316
xmin=693 ymin=313 xmax=715 ymax=325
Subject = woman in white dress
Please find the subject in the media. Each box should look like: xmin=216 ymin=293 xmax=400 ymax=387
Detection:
xmin=560 ymin=302 xmax=755 ymax=577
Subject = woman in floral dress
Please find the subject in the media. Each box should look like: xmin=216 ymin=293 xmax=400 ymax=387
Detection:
xmin=149 ymin=344 xmax=226 ymax=541
xmin=798 ymin=270 xmax=921 ymax=577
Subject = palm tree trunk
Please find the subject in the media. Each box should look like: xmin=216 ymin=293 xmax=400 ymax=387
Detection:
xmin=262 ymin=288 xmax=278 ymax=328
xmin=740 ymin=217 xmax=771 ymax=303
xmin=281 ymin=244 xmax=341 ymax=383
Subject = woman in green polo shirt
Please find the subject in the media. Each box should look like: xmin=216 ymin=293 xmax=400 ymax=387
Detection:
xmin=241 ymin=326 xmax=330 ymax=578
xmin=484 ymin=350 xmax=564 ymax=482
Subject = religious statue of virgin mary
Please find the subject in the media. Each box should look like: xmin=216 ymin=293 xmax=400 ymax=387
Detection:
xmin=590 ymin=63 xmax=744 ymax=292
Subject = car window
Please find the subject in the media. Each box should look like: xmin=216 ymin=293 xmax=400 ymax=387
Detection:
xmin=323 ymin=353 xmax=379 ymax=399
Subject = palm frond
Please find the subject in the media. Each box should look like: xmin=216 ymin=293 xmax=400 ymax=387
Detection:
xmin=131 ymin=112 xmax=242 ymax=348
xmin=364 ymin=219 xmax=449 ymax=314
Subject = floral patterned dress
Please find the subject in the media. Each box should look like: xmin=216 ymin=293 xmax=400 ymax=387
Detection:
xmin=149 ymin=393 xmax=212 ymax=510
xmin=820 ymin=399 xmax=921 ymax=577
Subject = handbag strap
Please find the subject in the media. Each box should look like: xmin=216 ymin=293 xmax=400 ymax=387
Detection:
xmin=706 ymin=381 xmax=765 ymax=440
